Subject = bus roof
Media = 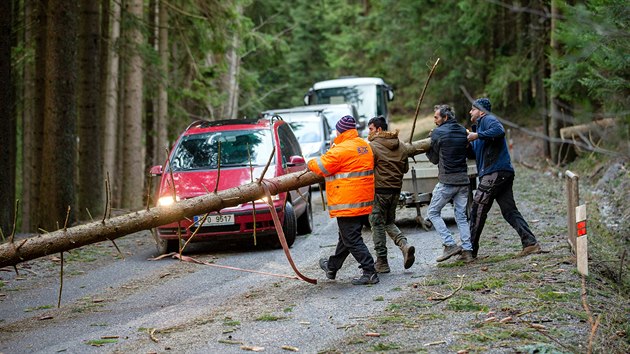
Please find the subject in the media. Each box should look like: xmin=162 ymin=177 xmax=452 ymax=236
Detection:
xmin=312 ymin=77 xmax=388 ymax=90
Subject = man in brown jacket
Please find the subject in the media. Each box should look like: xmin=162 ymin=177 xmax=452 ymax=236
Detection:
xmin=367 ymin=116 xmax=415 ymax=273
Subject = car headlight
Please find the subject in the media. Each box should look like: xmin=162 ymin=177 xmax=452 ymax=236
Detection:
xmin=158 ymin=195 xmax=180 ymax=207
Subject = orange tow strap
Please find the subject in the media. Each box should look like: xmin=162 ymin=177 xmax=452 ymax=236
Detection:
xmin=261 ymin=181 xmax=317 ymax=284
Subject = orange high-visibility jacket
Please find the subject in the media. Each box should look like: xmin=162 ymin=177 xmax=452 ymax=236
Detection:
xmin=308 ymin=129 xmax=374 ymax=217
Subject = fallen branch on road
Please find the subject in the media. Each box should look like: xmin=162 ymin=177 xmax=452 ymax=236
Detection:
xmin=427 ymin=275 xmax=465 ymax=302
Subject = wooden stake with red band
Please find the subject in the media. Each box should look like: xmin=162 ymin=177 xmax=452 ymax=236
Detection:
xmin=576 ymin=204 xmax=588 ymax=276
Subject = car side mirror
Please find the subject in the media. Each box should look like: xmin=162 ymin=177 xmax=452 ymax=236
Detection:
xmin=303 ymin=88 xmax=314 ymax=105
xmin=287 ymin=155 xmax=306 ymax=166
xmin=150 ymin=165 xmax=163 ymax=176
xmin=387 ymin=88 xmax=394 ymax=101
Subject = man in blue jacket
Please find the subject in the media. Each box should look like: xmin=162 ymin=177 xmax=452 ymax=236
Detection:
xmin=467 ymin=98 xmax=541 ymax=258
xmin=426 ymin=105 xmax=473 ymax=263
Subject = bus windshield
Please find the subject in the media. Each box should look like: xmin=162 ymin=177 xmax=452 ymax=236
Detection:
xmin=313 ymin=85 xmax=376 ymax=120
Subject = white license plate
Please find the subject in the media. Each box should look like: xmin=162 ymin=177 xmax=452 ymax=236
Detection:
xmin=194 ymin=214 xmax=234 ymax=226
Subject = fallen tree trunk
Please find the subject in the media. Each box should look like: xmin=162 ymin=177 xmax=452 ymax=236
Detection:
xmin=559 ymin=118 xmax=615 ymax=140
xmin=0 ymin=138 xmax=431 ymax=268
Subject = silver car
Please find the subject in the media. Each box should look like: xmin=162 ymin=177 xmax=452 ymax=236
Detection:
xmin=261 ymin=106 xmax=334 ymax=160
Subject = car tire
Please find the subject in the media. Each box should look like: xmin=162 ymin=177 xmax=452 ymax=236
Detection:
xmin=156 ymin=234 xmax=178 ymax=255
xmin=297 ymin=192 xmax=313 ymax=235
xmin=270 ymin=201 xmax=297 ymax=248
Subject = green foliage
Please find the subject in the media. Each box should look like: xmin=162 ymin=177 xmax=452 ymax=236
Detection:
xmin=534 ymin=286 xmax=572 ymax=302
xmin=24 ymin=305 xmax=53 ymax=312
xmin=517 ymin=343 xmax=566 ymax=354
xmin=552 ymin=0 xmax=630 ymax=115
xmin=464 ymin=277 xmax=505 ymax=291
xmin=84 ymin=338 xmax=118 ymax=346
xmin=370 ymin=342 xmax=401 ymax=351
xmin=255 ymin=313 xmax=285 ymax=321
xmin=446 ymin=295 xmax=488 ymax=312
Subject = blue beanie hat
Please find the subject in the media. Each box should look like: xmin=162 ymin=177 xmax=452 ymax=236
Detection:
xmin=336 ymin=115 xmax=356 ymax=134
xmin=473 ymin=98 xmax=492 ymax=112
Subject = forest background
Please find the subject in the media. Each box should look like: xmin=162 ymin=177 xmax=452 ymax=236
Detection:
xmin=0 ymin=0 xmax=628 ymax=235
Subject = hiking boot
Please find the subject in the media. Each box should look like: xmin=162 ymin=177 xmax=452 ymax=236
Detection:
xmin=456 ymin=250 xmax=474 ymax=263
xmin=436 ymin=244 xmax=462 ymax=262
xmin=401 ymin=244 xmax=415 ymax=269
xmin=518 ymin=243 xmax=542 ymax=257
xmin=374 ymin=257 xmax=391 ymax=273
xmin=351 ymin=272 xmax=379 ymax=285
xmin=319 ymin=258 xmax=336 ymax=279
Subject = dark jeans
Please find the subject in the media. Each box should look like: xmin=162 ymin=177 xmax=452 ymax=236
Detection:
xmin=469 ymin=171 xmax=537 ymax=257
xmin=328 ymin=215 xmax=375 ymax=274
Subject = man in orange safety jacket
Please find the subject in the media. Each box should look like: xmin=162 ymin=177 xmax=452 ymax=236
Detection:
xmin=308 ymin=115 xmax=379 ymax=285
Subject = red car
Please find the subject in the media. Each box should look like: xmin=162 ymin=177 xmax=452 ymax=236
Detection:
xmin=150 ymin=118 xmax=313 ymax=254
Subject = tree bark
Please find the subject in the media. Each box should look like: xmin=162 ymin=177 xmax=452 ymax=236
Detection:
xmin=24 ymin=0 xmax=48 ymax=232
xmin=22 ymin=0 xmax=38 ymax=232
xmin=121 ymin=0 xmax=145 ymax=209
xmin=38 ymin=0 xmax=78 ymax=231
xmin=0 ymin=0 xmax=15 ymax=236
xmin=221 ymin=4 xmax=242 ymax=120
xmin=156 ymin=0 xmax=169 ymax=163
xmin=102 ymin=0 xmax=121 ymax=207
xmin=78 ymin=0 xmax=104 ymax=219
xmin=549 ymin=0 xmax=575 ymax=164
xmin=144 ymin=0 xmax=156 ymax=170
xmin=0 ymin=138 xmax=430 ymax=268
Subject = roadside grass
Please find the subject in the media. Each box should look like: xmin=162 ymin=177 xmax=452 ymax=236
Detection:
xmin=325 ymin=165 xmax=629 ymax=354
xmin=84 ymin=338 xmax=118 ymax=346
xmin=24 ymin=304 xmax=53 ymax=312
xmin=71 ymin=297 xmax=105 ymax=313
xmin=446 ymin=295 xmax=488 ymax=312
xmin=463 ymin=277 xmax=505 ymax=291
xmin=255 ymin=313 xmax=286 ymax=321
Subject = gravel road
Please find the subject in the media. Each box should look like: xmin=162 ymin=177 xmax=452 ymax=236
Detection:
xmin=0 ymin=192 xmax=449 ymax=354
xmin=2 ymin=156 xmax=628 ymax=354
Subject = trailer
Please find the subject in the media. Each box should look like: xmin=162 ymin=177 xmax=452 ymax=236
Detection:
xmin=400 ymin=154 xmax=477 ymax=230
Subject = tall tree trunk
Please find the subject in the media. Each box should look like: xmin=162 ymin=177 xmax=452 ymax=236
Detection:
xmin=0 ymin=0 xmax=15 ymax=236
xmin=78 ymin=0 xmax=104 ymax=220
xmin=221 ymin=4 xmax=242 ymax=120
xmin=145 ymin=0 xmax=156 ymax=171
xmin=550 ymin=0 xmax=561 ymax=162
xmin=25 ymin=0 xmax=48 ymax=232
xmin=534 ymin=0 xmax=550 ymax=158
xmin=102 ymin=0 xmax=121 ymax=207
xmin=22 ymin=0 xmax=38 ymax=232
xmin=156 ymin=0 xmax=169 ymax=163
xmin=121 ymin=0 xmax=145 ymax=209
xmin=222 ymin=32 xmax=240 ymax=119
xmin=549 ymin=0 xmax=575 ymax=164
xmin=38 ymin=0 xmax=78 ymax=231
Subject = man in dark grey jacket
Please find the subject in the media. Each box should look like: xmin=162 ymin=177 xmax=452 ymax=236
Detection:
xmin=426 ymin=104 xmax=473 ymax=262
xmin=367 ymin=116 xmax=415 ymax=273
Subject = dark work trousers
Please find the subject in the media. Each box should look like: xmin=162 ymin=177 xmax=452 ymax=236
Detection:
xmin=328 ymin=215 xmax=376 ymax=274
xmin=469 ymin=171 xmax=538 ymax=257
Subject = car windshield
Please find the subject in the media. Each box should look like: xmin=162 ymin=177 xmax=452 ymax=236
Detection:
xmin=313 ymin=85 xmax=376 ymax=121
xmin=169 ymin=129 xmax=273 ymax=171
xmin=276 ymin=112 xmax=323 ymax=144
